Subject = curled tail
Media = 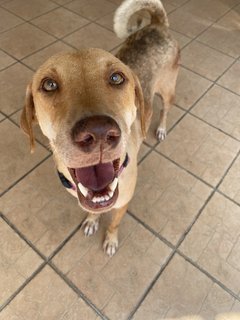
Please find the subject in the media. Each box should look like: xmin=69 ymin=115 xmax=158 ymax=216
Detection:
xmin=114 ymin=0 xmax=169 ymax=39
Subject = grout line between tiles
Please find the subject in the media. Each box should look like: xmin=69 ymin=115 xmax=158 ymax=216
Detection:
xmin=0 ymin=261 xmax=47 ymax=312
xmin=0 ymin=153 xmax=52 ymax=198
xmin=177 ymin=250 xmax=240 ymax=303
xmin=129 ymin=149 xmax=240 ymax=318
xmin=175 ymin=149 xmax=240 ymax=249
xmin=0 ymin=213 xmax=47 ymax=261
xmin=128 ymin=250 xmax=177 ymax=319
xmin=180 ymin=109 xmax=240 ymax=143
xmin=195 ymin=39 xmax=237 ymax=59
xmin=7 ymin=116 xmax=51 ymax=152
xmin=127 ymin=211 xmax=175 ymax=250
xmin=175 ymin=1 xmax=240 ymax=54
xmin=138 ymin=107 xmax=189 ymax=165
xmin=155 ymin=149 xmax=214 ymax=188
xmin=216 ymin=189 xmax=240 ymax=208
xmin=216 ymin=82 xmax=240 ymax=98
xmin=151 ymin=53 xmax=240 ymax=157
xmin=48 ymin=219 xmax=85 ymax=261
xmin=0 ymin=2 xmax=61 ymax=26
xmin=48 ymin=261 xmax=109 ymax=320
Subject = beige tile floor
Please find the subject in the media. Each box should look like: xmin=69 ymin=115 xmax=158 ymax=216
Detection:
xmin=0 ymin=0 xmax=240 ymax=319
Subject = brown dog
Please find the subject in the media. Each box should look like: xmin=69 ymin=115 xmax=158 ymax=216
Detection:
xmin=21 ymin=0 xmax=179 ymax=256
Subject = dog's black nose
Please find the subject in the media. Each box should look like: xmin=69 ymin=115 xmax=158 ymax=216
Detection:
xmin=71 ymin=115 xmax=121 ymax=152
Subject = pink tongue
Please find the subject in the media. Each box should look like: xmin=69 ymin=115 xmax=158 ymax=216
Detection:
xmin=75 ymin=162 xmax=114 ymax=191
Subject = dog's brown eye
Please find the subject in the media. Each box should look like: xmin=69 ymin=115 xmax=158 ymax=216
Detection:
xmin=42 ymin=78 xmax=58 ymax=92
xmin=109 ymin=73 xmax=125 ymax=85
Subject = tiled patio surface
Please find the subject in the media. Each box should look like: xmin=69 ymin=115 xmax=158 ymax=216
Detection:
xmin=0 ymin=0 xmax=240 ymax=319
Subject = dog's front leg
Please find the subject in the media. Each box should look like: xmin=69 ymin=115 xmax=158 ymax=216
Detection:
xmin=82 ymin=213 xmax=100 ymax=237
xmin=103 ymin=203 xmax=128 ymax=257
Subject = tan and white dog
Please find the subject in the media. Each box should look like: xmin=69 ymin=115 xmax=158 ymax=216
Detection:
xmin=21 ymin=0 xmax=179 ymax=256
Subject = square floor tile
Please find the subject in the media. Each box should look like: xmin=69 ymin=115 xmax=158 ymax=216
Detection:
xmin=157 ymin=115 xmax=240 ymax=186
xmin=146 ymin=96 xmax=185 ymax=146
xmin=129 ymin=151 xmax=211 ymax=244
xmin=198 ymin=21 xmax=240 ymax=58
xmin=52 ymin=0 xmax=72 ymax=5
xmin=0 ymin=23 xmax=55 ymax=60
xmin=175 ymin=67 xmax=212 ymax=110
xmin=22 ymin=41 xmax=75 ymax=71
xmin=219 ymin=155 xmax=240 ymax=205
xmin=198 ymin=6 xmax=240 ymax=58
xmin=2 ymin=0 xmax=58 ymax=20
xmin=0 ymin=63 xmax=33 ymax=115
xmin=180 ymin=193 xmax=240 ymax=296
xmin=0 ymin=7 xmax=23 ymax=33
xmin=192 ymin=85 xmax=240 ymax=140
xmin=0 ymin=266 xmax=97 ymax=320
xmin=0 ymin=219 xmax=42 ymax=305
xmin=181 ymin=0 xmax=239 ymax=22
xmin=168 ymin=7 xmax=212 ymax=38
xmin=53 ymin=214 xmax=172 ymax=319
xmin=59 ymin=298 xmax=98 ymax=320
xmin=169 ymin=30 xmax=192 ymax=49
xmin=0 ymin=158 xmax=84 ymax=257
xmin=164 ymin=0 xmax=191 ymax=6
xmin=133 ymin=254 xmax=239 ymax=319
xmin=65 ymin=0 xmax=116 ymax=21
xmin=32 ymin=7 xmax=89 ymax=39
xmin=0 ymin=120 xmax=49 ymax=194
xmin=95 ymin=11 xmax=115 ymax=32
xmin=138 ymin=143 xmax=150 ymax=163
xmin=0 ymin=112 xmax=5 ymax=121
xmin=63 ymin=23 xmax=122 ymax=51
xmin=217 ymin=5 xmax=240 ymax=29
xmin=217 ymin=60 xmax=240 ymax=95
xmin=159 ymin=1 xmax=176 ymax=13
xmin=0 ymin=50 xmax=16 ymax=71
xmin=10 ymin=110 xmax=50 ymax=148
xmin=181 ymin=41 xmax=234 ymax=81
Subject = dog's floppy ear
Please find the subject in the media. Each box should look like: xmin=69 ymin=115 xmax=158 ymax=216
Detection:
xmin=20 ymin=83 xmax=36 ymax=153
xmin=132 ymin=71 xmax=146 ymax=138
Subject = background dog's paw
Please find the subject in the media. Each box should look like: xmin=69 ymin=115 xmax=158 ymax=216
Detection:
xmin=156 ymin=127 xmax=167 ymax=141
xmin=82 ymin=217 xmax=99 ymax=237
xmin=103 ymin=234 xmax=118 ymax=257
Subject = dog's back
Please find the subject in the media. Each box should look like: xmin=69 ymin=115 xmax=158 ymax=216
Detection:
xmin=114 ymin=0 xmax=180 ymax=139
xmin=114 ymin=0 xmax=179 ymax=95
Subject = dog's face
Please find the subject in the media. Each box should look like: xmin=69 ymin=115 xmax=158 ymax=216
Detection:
xmin=21 ymin=48 xmax=145 ymax=213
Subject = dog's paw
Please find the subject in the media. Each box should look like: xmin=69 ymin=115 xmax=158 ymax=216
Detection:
xmin=82 ymin=217 xmax=99 ymax=237
xmin=103 ymin=233 xmax=118 ymax=257
xmin=156 ymin=127 xmax=167 ymax=141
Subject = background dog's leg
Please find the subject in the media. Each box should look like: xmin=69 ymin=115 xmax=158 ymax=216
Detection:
xmin=103 ymin=203 xmax=128 ymax=257
xmin=157 ymin=93 xmax=174 ymax=141
xmin=82 ymin=213 xmax=100 ymax=237
xmin=155 ymin=65 xmax=179 ymax=141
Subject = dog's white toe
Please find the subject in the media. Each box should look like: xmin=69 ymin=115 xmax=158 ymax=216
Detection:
xmin=156 ymin=127 xmax=167 ymax=141
xmin=82 ymin=217 xmax=99 ymax=237
xmin=103 ymin=237 xmax=118 ymax=257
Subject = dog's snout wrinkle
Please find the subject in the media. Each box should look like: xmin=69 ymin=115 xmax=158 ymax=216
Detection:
xmin=72 ymin=115 xmax=121 ymax=153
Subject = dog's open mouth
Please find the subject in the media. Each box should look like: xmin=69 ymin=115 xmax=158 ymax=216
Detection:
xmin=69 ymin=157 xmax=127 ymax=212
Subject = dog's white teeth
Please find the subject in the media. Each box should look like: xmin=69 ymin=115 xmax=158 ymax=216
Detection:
xmin=92 ymin=194 xmax=111 ymax=204
xmin=105 ymin=195 xmax=110 ymax=201
xmin=78 ymin=183 xmax=89 ymax=197
xmin=92 ymin=197 xmax=98 ymax=203
xmin=108 ymin=190 xmax=114 ymax=199
xmin=109 ymin=178 xmax=118 ymax=193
